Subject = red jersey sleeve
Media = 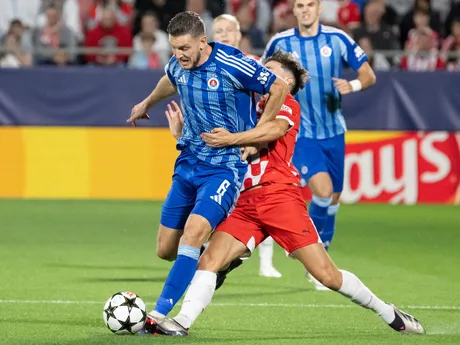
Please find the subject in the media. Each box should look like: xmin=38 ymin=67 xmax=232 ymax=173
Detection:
xmin=276 ymin=95 xmax=299 ymax=130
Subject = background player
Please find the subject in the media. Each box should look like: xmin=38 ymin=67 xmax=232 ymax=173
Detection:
xmin=127 ymin=11 xmax=289 ymax=320
xmin=262 ymin=0 xmax=376 ymax=289
xmin=146 ymin=51 xmax=424 ymax=337
xmin=212 ymin=13 xmax=281 ymax=279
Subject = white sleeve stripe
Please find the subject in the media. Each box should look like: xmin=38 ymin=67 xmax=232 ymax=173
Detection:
xmin=276 ymin=115 xmax=294 ymax=127
xmin=322 ymin=26 xmax=355 ymax=45
xmin=216 ymin=53 xmax=255 ymax=76
xmin=217 ymin=50 xmax=257 ymax=72
xmin=215 ymin=56 xmax=253 ymax=77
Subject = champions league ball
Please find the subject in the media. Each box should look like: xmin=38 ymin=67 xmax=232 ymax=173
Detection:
xmin=103 ymin=291 xmax=147 ymax=334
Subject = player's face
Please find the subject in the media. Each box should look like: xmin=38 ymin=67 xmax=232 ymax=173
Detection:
xmin=212 ymin=19 xmax=241 ymax=48
xmin=169 ymin=34 xmax=207 ymax=70
xmin=293 ymin=0 xmax=322 ymax=28
xmin=264 ymin=61 xmax=294 ymax=90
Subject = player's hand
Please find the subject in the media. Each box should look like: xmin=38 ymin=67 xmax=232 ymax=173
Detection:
xmin=165 ymin=100 xmax=184 ymax=139
xmin=332 ymin=78 xmax=353 ymax=95
xmin=241 ymin=145 xmax=258 ymax=161
xmin=127 ymin=102 xmax=150 ymax=127
xmin=201 ymin=128 xmax=235 ymax=147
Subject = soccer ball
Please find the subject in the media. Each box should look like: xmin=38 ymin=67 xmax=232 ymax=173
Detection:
xmin=103 ymin=291 xmax=147 ymax=334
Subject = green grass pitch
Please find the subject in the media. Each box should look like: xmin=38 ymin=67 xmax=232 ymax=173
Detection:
xmin=0 ymin=200 xmax=459 ymax=345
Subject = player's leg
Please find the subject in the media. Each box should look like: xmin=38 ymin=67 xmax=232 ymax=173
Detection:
xmin=151 ymin=165 xmax=243 ymax=318
xmin=293 ymin=138 xmax=333 ymax=236
xmin=151 ymin=201 xmax=264 ymax=335
xmin=320 ymin=134 xmax=345 ymax=250
xmin=258 ymin=236 xmax=282 ymax=278
xmin=265 ymin=190 xmax=424 ymax=334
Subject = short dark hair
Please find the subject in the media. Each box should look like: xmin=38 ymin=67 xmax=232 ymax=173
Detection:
xmin=264 ymin=50 xmax=309 ymax=96
xmin=167 ymin=11 xmax=205 ymax=38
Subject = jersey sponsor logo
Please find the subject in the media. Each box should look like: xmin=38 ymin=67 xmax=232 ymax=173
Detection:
xmin=320 ymin=46 xmax=332 ymax=57
xmin=257 ymin=71 xmax=271 ymax=85
xmin=207 ymin=77 xmax=220 ymax=90
xmin=177 ymin=74 xmax=187 ymax=84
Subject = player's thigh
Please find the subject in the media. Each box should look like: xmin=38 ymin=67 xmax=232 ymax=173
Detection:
xmin=156 ymin=225 xmax=183 ymax=261
xmin=259 ymin=186 xmax=321 ymax=254
xmin=192 ymin=167 xmax=243 ymax=231
xmin=323 ymin=134 xmax=345 ymax=193
xmin=293 ymin=138 xmax=332 ymax=198
xmin=292 ymin=243 xmax=342 ymax=291
xmin=198 ymin=231 xmax=249 ymax=273
xmin=160 ymin=174 xmax=196 ymax=232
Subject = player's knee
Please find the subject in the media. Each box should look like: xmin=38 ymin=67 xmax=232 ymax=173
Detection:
xmin=156 ymin=245 xmax=177 ymax=262
xmin=182 ymin=215 xmax=212 ymax=247
xmin=314 ymin=187 xmax=333 ymax=199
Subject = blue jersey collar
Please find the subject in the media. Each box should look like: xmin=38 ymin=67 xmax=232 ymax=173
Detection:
xmin=295 ymin=24 xmax=322 ymax=40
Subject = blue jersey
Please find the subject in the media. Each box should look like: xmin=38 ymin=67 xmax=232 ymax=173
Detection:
xmin=263 ymin=25 xmax=368 ymax=140
xmin=165 ymin=42 xmax=276 ymax=167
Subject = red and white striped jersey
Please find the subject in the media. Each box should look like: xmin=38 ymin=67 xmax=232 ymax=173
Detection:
xmin=242 ymin=94 xmax=301 ymax=191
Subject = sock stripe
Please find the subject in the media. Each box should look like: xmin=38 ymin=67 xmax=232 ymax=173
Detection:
xmin=178 ymin=245 xmax=200 ymax=260
xmin=312 ymin=195 xmax=333 ymax=207
xmin=328 ymin=203 xmax=340 ymax=216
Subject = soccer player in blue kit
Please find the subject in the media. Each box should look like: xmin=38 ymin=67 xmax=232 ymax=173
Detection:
xmin=263 ymin=0 xmax=376 ymax=289
xmin=127 ymin=11 xmax=289 ymax=319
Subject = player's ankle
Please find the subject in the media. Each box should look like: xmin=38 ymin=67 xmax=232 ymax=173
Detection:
xmin=173 ymin=314 xmax=193 ymax=329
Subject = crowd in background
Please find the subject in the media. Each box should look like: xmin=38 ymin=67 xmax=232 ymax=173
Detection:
xmin=0 ymin=0 xmax=460 ymax=71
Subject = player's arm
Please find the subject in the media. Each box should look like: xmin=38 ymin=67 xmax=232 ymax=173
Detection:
xmin=257 ymin=77 xmax=289 ymax=126
xmin=127 ymin=75 xmax=177 ymax=126
xmin=333 ymin=61 xmax=376 ymax=95
xmin=332 ymin=33 xmax=377 ymax=95
xmin=201 ymin=118 xmax=290 ymax=147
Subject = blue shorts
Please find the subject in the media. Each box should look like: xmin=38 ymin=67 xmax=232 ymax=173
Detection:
xmin=292 ymin=134 xmax=345 ymax=193
xmin=160 ymin=149 xmax=245 ymax=230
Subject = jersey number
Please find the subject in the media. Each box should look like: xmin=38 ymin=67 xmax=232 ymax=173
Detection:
xmin=210 ymin=180 xmax=230 ymax=205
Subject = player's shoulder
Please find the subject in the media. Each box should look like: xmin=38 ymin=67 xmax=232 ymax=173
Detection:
xmin=266 ymin=28 xmax=296 ymax=47
xmin=320 ymin=25 xmax=356 ymax=45
xmin=213 ymin=42 xmax=261 ymax=76
xmin=165 ymin=55 xmax=180 ymax=75
xmin=283 ymin=94 xmax=300 ymax=115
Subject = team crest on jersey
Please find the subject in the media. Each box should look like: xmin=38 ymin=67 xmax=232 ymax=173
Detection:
xmin=208 ymin=77 xmax=220 ymax=90
xmin=320 ymin=46 xmax=332 ymax=57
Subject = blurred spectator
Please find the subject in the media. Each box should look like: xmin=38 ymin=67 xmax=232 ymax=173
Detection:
xmin=33 ymin=4 xmax=77 ymax=65
xmin=134 ymin=0 xmax=185 ymax=33
xmin=239 ymin=34 xmax=253 ymax=55
xmin=386 ymin=0 xmax=414 ymax=18
xmin=445 ymin=2 xmax=460 ymax=37
xmin=369 ymin=0 xmax=399 ymax=31
xmin=37 ymin=0 xmax=83 ymax=42
xmin=84 ymin=7 xmax=132 ymax=66
xmin=272 ymin=0 xmax=297 ymax=33
xmin=441 ymin=17 xmax=460 ymax=71
xmin=186 ymin=0 xmax=213 ymax=37
xmin=0 ymin=32 xmax=32 ymax=67
xmin=133 ymin=12 xmax=170 ymax=65
xmin=235 ymin=1 xmax=265 ymax=49
xmin=400 ymin=31 xmax=445 ymax=71
xmin=353 ymin=1 xmax=399 ymax=52
xmin=405 ymin=8 xmax=439 ymax=51
xmin=3 ymin=19 xmax=33 ymax=54
xmin=399 ymin=0 xmax=442 ymax=48
xmin=431 ymin=0 xmax=452 ymax=23
xmin=319 ymin=0 xmax=340 ymax=27
xmin=129 ymin=32 xmax=161 ymax=69
xmin=358 ymin=36 xmax=391 ymax=70
xmin=229 ymin=0 xmax=271 ymax=34
xmin=337 ymin=0 xmax=361 ymax=33
xmin=0 ymin=0 xmax=41 ymax=37
xmin=86 ymin=0 xmax=133 ymax=30
xmin=207 ymin=0 xmax=226 ymax=18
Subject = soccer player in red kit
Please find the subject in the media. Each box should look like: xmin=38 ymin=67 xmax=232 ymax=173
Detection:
xmin=212 ymin=13 xmax=282 ymax=278
xmin=146 ymin=51 xmax=425 ymax=337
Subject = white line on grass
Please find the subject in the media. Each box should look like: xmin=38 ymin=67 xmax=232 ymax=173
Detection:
xmin=0 ymin=300 xmax=459 ymax=310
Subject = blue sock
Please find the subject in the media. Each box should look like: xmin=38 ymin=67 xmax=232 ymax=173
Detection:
xmin=154 ymin=244 xmax=200 ymax=316
xmin=309 ymin=195 xmax=332 ymax=236
xmin=322 ymin=204 xmax=340 ymax=251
